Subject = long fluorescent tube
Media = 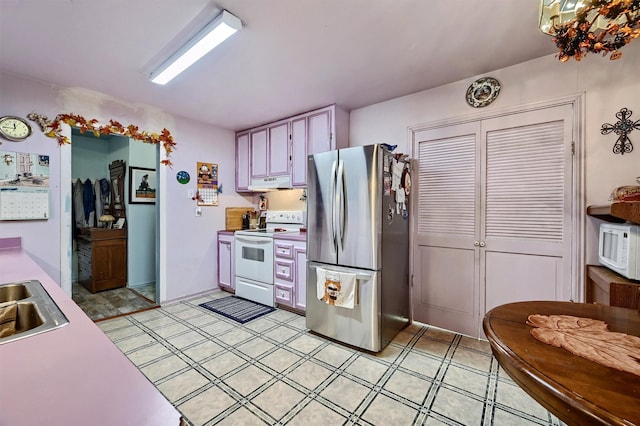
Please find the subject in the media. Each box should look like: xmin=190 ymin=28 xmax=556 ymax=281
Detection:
xmin=151 ymin=10 xmax=242 ymax=85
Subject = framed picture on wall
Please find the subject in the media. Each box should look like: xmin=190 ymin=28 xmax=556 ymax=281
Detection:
xmin=129 ymin=166 xmax=156 ymax=204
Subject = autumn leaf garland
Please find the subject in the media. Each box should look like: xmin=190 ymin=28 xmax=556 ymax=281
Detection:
xmin=27 ymin=112 xmax=176 ymax=166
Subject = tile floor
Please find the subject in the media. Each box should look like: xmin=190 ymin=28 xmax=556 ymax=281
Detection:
xmin=98 ymin=291 xmax=565 ymax=426
xmin=132 ymin=282 xmax=157 ymax=301
xmin=73 ymin=282 xmax=158 ymax=321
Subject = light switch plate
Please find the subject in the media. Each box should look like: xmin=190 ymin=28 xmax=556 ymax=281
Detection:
xmin=195 ymin=206 xmax=202 ymax=217
xmin=188 ymin=189 xmax=195 ymax=199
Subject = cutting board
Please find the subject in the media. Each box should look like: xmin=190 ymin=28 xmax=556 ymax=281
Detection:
xmin=225 ymin=207 xmax=251 ymax=231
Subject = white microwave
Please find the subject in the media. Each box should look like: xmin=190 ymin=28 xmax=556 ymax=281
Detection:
xmin=598 ymin=223 xmax=640 ymax=280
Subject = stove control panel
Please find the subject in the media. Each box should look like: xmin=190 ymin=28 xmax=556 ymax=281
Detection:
xmin=266 ymin=210 xmax=306 ymax=225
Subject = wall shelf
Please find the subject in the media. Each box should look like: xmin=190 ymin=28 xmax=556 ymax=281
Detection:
xmin=586 ymin=201 xmax=640 ymax=225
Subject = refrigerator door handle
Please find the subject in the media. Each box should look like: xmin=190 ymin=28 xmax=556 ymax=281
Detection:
xmin=329 ymin=159 xmax=338 ymax=249
xmin=336 ymin=159 xmax=345 ymax=251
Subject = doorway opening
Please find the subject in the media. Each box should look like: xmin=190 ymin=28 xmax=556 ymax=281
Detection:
xmin=69 ymin=129 xmax=159 ymax=321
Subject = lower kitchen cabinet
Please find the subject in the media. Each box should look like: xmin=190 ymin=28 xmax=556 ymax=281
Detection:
xmin=217 ymin=231 xmax=235 ymax=292
xmin=274 ymin=238 xmax=306 ymax=312
xmin=293 ymin=243 xmax=307 ymax=311
xmin=77 ymin=228 xmax=127 ymax=293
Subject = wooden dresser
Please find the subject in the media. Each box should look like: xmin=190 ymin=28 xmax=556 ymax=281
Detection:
xmin=586 ymin=201 xmax=640 ymax=309
xmin=78 ymin=228 xmax=127 ymax=293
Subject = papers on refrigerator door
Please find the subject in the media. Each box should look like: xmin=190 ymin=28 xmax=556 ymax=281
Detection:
xmin=316 ymin=267 xmax=357 ymax=309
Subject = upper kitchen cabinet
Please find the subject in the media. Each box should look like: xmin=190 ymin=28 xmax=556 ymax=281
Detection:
xmin=268 ymin=120 xmax=290 ymax=177
xmin=236 ymin=121 xmax=290 ymax=192
xmin=250 ymin=128 xmax=268 ymax=178
xmin=291 ymin=105 xmax=349 ymax=187
xmin=235 ymin=104 xmax=348 ymax=192
xmin=236 ymin=132 xmax=250 ymax=192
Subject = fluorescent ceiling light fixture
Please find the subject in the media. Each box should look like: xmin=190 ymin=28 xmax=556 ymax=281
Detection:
xmin=151 ymin=10 xmax=242 ymax=85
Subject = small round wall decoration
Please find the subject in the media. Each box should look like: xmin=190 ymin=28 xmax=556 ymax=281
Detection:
xmin=176 ymin=170 xmax=190 ymax=184
xmin=466 ymin=77 xmax=501 ymax=108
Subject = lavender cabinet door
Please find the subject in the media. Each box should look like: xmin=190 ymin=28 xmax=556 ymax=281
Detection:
xmin=294 ymin=243 xmax=306 ymax=312
xmin=236 ymin=132 xmax=250 ymax=191
xmin=291 ymin=116 xmax=307 ymax=187
xmin=268 ymin=121 xmax=290 ymax=176
xmin=217 ymin=234 xmax=234 ymax=290
xmin=251 ymin=128 xmax=268 ymax=178
xmin=291 ymin=107 xmax=333 ymax=188
xmin=307 ymin=109 xmax=332 ymax=155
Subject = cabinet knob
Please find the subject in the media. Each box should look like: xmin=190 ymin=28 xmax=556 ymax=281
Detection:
xmin=474 ymin=241 xmax=480 ymax=246
xmin=479 ymin=241 xmax=486 ymax=247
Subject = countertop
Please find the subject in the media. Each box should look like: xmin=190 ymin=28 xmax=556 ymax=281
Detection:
xmin=217 ymin=229 xmax=307 ymax=241
xmin=273 ymin=231 xmax=307 ymax=241
xmin=483 ymin=301 xmax=640 ymax=425
xmin=0 ymin=241 xmax=182 ymax=426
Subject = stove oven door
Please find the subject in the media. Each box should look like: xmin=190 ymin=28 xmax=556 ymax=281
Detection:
xmin=234 ymin=233 xmax=274 ymax=284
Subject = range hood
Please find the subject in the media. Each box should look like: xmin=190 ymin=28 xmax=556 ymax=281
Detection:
xmin=248 ymin=175 xmax=291 ymax=191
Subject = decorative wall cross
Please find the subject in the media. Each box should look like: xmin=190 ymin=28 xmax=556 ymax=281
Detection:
xmin=601 ymin=108 xmax=640 ymax=155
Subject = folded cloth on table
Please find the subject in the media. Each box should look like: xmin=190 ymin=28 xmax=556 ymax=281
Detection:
xmin=316 ymin=267 xmax=357 ymax=309
xmin=0 ymin=301 xmax=18 ymax=338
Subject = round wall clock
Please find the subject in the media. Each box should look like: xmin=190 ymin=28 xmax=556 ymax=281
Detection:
xmin=466 ymin=77 xmax=501 ymax=108
xmin=0 ymin=116 xmax=32 ymax=141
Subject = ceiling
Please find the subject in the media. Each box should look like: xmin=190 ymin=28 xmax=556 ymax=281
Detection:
xmin=0 ymin=0 xmax=556 ymax=131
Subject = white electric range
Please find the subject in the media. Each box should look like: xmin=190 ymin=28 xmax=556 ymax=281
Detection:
xmin=234 ymin=210 xmax=305 ymax=307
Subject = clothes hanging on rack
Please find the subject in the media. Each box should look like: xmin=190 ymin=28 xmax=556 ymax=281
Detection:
xmin=82 ymin=179 xmax=95 ymax=224
xmin=72 ymin=178 xmax=112 ymax=235
xmin=73 ymin=179 xmax=85 ymax=231
xmin=94 ymin=178 xmax=110 ymax=227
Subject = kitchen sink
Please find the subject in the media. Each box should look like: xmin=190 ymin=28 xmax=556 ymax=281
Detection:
xmin=12 ymin=302 xmax=45 ymax=332
xmin=0 ymin=280 xmax=69 ymax=345
xmin=0 ymin=283 xmax=32 ymax=303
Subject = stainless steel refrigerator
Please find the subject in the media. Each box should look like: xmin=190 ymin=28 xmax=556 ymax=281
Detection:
xmin=306 ymin=144 xmax=410 ymax=352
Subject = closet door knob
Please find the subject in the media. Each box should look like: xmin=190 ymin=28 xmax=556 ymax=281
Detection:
xmin=479 ymin=241 xmax=486 ymax=247
xmin=474 ymin=241 xmax=480 ymax=247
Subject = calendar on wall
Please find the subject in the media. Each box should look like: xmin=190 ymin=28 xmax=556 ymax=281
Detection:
xmin=196 ymin=161 xmax=219 ymax=206
xmin=0 ymin=187 xmax=49 ymax=220
xmin=0 ymin=151 xmax=50 ymax=220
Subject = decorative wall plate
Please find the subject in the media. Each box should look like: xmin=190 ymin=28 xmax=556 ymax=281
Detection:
xmin=176 ymin=170 xmax=190 ymax=184
xmin=466 ymin=77 xmax=501 ymax=108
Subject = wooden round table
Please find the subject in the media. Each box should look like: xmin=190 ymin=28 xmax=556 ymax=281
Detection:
xmin=483 ymin=301 xmax=640 ymax=426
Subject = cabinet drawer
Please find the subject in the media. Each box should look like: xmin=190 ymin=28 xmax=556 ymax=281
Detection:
xmin=275 ymin=259 xmax=294 ymax=281
xmin=274 ymin=242 xmax=294 ymax=259
xmin=275 ymin=283 xmax=294 ymax=306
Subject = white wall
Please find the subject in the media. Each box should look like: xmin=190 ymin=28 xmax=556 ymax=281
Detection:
xmin=71 ymin=135 xmax=110 ymax=181
xmin=162 ymin=117 xmax=252 ymax=301
xmin=127 ymin=138 xmax=156 ymax=287
xmin=349 ymin=44 xmax=640 ymax=266
xmin=0 ymin=71 xmax=252 ymax=302
xmin=258 ymin=189 xmax=306 ymax=212
xmin=0 ymin=73 xmax=63 ymax=281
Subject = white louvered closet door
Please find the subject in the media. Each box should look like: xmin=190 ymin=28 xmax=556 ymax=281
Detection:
xmin=412 ymin=104 xmax=574 ymax=338
xmin=412 ymin=122 xmax=482 ymax=338
xmin=481 ymin=104 xmax=574 ymax=315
